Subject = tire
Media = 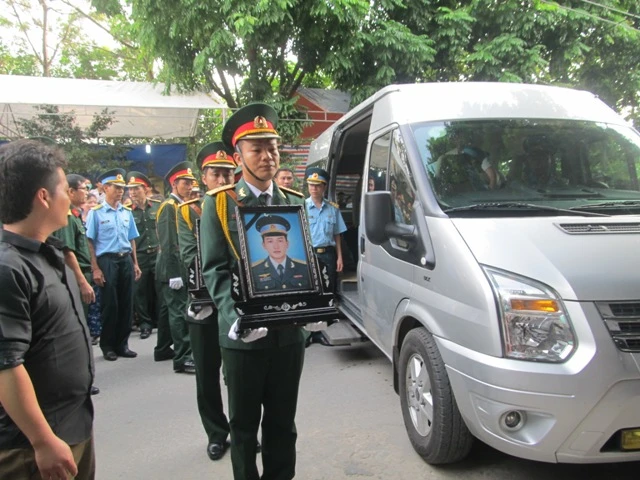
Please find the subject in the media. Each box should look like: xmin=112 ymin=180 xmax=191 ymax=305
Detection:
xmin=398 ymin=328 xmax=473 ymax=464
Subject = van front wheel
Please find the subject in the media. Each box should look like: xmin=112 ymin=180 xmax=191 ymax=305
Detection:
xmin=399 ymin=328 xmax=473 ymax=464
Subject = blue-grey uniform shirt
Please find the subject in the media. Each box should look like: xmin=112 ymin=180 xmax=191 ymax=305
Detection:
xmin=86 ymin=202 xmax=139 ymax=256
xmin=305 ymin=197 xmax=347 ymax=247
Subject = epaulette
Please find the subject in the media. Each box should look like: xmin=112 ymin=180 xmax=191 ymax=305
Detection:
xmin=279 ymin=186 xmax=304 ymax=198
xmin=292 ymin=258 xmax=307 ymax=265
xmin=67 ymin=209 xmax=73 ymax=216
xmin=329 ymin=201 xmax=340 ymax=209
xmin=206 ymin=184 xmax=234 ymax=196
xmin=179 ymin=198 xmax=200 ymax=207
xmin=91 ymin=204 xmax=104 ymax=210
xmin=123 ymin=205 xmax=132 ymax=211
xmin=149 ymin=198 xmax=161 ymax=203
xmin=251 ymin=259 xmax=267 ymax=268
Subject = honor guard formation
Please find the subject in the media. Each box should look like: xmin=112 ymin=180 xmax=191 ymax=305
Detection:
xmin=0 ymin=103 xmax=344 ymax=480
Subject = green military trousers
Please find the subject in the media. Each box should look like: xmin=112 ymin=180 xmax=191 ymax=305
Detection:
xmin=159 ymin=282 xmax=192 ymax=370
xmin=221 ymin=342 xmax=305 ymax=480
xmin=133 ymin=250 xmax=159 ymax=330
xmin=188 ymin=313 xmax=230 ymax=444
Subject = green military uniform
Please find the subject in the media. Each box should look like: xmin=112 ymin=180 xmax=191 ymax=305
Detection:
xmin=155 ymin=162 xmax=195 ymax=372
xmin=128 ymin=176 xmax=162 ymax=334
xmin=201 ymin=178 xmax=307 ymax=479
xmin=201 ymin=104 xmax=308 ymax=479
xmin=53 ymin=207 xmax=92 ymax=319
xmin=178 ymin=198 xmax=230 ymax=449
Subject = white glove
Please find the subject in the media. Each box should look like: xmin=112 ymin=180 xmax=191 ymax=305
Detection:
xmin=169 ymin=277 xmax=184 ymax=290
xmin=228 ymin=318 xmax=268 ymax=343
xmin=187 ymin=305 xmax=213 ymax=321
xmin=304 ymin=321 xmax=329 ymax=332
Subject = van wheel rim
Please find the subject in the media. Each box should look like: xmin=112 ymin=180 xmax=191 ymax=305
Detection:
xmin=405 ymin=353 xmax=433 ymax=436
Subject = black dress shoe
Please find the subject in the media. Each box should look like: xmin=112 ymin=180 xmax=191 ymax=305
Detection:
xmin=103 ymin=350 xmax=117 ymax=361
xmin=154 ymin=348 xmax=175 ymax=362
xmin=140 ymin=328 xmax=151 ymax=340
xmin=90 ymin=386 xmax=100 ymax=395
xmin=174 ymin=359 xmax=196 ymax=374
xmin=207 ymin=441 xmax=229 ymax=461
xmin=116 ymin=347 xmax=138 ymax=358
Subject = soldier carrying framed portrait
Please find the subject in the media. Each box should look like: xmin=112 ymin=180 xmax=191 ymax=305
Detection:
xmin=231 ymin=204 xmax=339 ymax=329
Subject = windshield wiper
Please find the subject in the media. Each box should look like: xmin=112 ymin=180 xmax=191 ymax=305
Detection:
xmin=570 ymin=200 xmax=640 ymax=210
xmin=444 ymin=202 xmax=609 ymax=217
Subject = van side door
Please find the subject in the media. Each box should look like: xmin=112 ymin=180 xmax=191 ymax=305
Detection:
xmin=359 ymin=128 xmax=418 ymax=354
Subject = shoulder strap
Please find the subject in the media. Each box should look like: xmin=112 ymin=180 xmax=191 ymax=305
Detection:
xmin=214 ymin=189 xmax=241 ymax=259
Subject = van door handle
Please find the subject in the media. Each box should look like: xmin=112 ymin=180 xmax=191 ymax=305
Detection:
xmin=360 ymin=236 xmax=365 ymax=254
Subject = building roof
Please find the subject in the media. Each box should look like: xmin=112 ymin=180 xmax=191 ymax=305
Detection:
xmin=296 ymin=87 xmax=351 ymax=113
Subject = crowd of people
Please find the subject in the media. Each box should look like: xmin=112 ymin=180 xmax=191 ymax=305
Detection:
xmin=0 ymin=102 xmax=351 ymax=480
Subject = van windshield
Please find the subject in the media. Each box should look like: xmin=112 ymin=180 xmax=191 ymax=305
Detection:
xmin=410 ymin=119 xmax=640 ymax=215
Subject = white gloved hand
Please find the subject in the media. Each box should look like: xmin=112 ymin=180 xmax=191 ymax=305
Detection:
xmin=304 ymin=321 xmax=329 ymax=332
xmin=187 ymin=305 xmax=213 ymax=321
xmin=228 ymin=318 xmax=268 ymax=343
xmin=169 ymin=277 xmax=184 ymax=290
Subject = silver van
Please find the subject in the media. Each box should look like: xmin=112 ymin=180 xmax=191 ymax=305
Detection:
xmin=307 ymin=83 xmax=640 ymax=464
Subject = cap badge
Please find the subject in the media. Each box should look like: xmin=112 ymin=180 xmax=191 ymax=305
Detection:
xmin=116 ymin=174 xmax=124 ymax=181
xmin=311 ymin=173 xmax=319 ymax=179
xmin=254 ymin=116 xmax=268 ymax=129
xmin=130 ymin=176 xmax=136 ymax=183
xmin=187 ymin=168 xmax=192 ymax=175
xmin=216 ymin=150 xmax=227 ymax=160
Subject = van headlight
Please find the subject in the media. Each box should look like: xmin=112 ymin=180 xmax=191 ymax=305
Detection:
xmin=483 ymin=267 xmax=575 ymax=362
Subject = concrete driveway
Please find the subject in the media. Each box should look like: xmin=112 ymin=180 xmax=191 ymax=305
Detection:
xmin=93 ymin=335 xmax=638 ymax=479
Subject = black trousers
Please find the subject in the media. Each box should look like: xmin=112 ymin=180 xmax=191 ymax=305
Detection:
xmin=97 ymin=253 xmax=134 ymax=353
xmin=189 ymin=316 xmax=230 ymax=444
xmin=316 ymin=249 xmax=337 ymax=293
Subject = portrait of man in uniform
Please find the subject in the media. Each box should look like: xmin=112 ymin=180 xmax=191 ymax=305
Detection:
xmin=247 ymin=213 xmax=312 ymax=293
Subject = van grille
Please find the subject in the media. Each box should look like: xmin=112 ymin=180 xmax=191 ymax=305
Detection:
xmin=596 ymin=302 xmax=640 ymax=352
xmin=558 ymin=223 xmax=640 ymax=234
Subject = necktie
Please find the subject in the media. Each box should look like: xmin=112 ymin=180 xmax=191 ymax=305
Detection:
xmin=258 ymin=193 xmax=269 ymax=206
xmin=277 ymin=264 xmax=284 ymax=282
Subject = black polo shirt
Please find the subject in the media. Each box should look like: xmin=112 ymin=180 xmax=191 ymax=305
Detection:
xmin=0 ymin=229 xmax=94 ymax=449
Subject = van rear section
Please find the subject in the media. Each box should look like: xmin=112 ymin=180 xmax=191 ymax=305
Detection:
xmin=309 ymin=83 xmax=640 ymax=464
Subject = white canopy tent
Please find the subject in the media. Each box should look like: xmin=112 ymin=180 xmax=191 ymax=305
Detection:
xmin=0 ymin=75 xmax=227 ymax=139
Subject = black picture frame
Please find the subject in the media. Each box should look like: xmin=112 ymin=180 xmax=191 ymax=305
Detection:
xmin=233 ymin=204 xmax=340 ymax=329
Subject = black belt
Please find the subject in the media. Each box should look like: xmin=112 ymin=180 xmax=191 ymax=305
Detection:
xmin=314 ymin=246 xmax=335 ymax=254
xmin=100 ymin=251 xmax=131 ymax=258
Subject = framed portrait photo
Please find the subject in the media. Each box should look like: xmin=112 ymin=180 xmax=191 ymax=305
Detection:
xmin=233 ymin=205 xmax=340 ymax=329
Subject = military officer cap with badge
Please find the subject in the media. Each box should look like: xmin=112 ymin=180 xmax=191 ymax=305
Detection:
xmin=197 ymin=141 xmax=236 ymax=171
xmin=165 ymin=161 xmax=197 ymax=185
xmin=98 ymin=168 xmax=127 ymax=186
xmin=305 ymin=167 xmax=330 ymax=185
xmin=222 ymin=103 xmax=281 ymax=150
xmin=126 ymin=171 xmax=152 ymax=188
xmin=255 ymin=215 xmax=290 ymax=238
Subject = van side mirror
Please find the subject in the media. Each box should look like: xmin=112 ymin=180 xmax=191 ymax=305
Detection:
xmin=365 ymin=191 xmax=417 ymax=246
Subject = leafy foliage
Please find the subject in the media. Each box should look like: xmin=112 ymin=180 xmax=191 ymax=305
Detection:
xmin=16 ymin=105 xmax=132 ymax=177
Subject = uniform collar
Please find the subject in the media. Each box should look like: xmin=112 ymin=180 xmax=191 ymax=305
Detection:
xmin=103 ymin=201 xmax=123 ymax=211
xmin=305 ymin=196 xmax=325 ymax=209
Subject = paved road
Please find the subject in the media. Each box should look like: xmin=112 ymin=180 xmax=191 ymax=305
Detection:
xmin=94 ymin=334 xmax=638 ymax=479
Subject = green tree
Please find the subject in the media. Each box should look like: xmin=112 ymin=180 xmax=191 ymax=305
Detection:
xmin=16 ymin=104 xmax=132 ymax=176
xmin=126 ymin=0 xmax=434 ymax=108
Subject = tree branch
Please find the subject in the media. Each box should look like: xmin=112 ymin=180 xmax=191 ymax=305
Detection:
xmin=9 ymin=1 xmax=42 ymax=66
xmin=58 ymin=0 xmax=137 ymax=50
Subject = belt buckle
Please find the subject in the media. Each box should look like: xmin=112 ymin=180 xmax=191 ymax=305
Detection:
xmin=316 ymin=248 xmax=326 ymax=254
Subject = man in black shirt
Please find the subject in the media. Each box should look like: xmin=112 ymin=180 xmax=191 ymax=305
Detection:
xmin=0 ymin=140 xmax=95 ymax=480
